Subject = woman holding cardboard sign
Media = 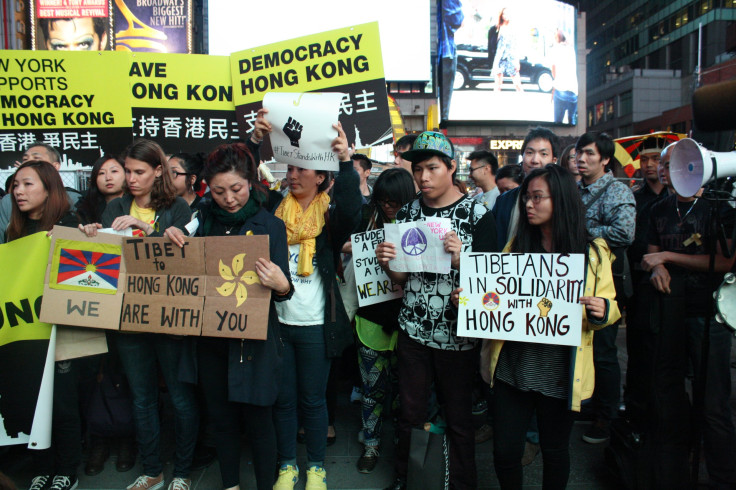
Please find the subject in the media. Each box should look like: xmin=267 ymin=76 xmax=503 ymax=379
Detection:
xmin=165 ymin=141 xmax=293 ymax=490
xmin=80 ymin=139 xmax=197 ymax=490
xmin=249 ymin=108 xmax=361 ymax=490
xmin=469 ymin=164 xmax=619 ymax=489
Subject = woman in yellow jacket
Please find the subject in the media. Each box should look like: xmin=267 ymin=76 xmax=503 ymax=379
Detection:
xmin=463 ymin=164 xmax=620 ymax=490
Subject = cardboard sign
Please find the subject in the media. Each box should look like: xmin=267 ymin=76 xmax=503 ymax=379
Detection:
xmin=264 ymin=92 xmax=344 ymax=170
xmin=383 ymin=218 xmax=452 ymax=274
xmin=202 ymin=235 xmax=271 ymax=340
xmin=121 ymin=237 xmax=205 ymax=335
xmin=351 ymin=229 xmax=402 ymax=307
xmin=230 ymin=22 xmax=391 ymax=160
xmin=40 ymin=226 xmax=126 ymax=330
xmin=457 ymin=253 xmax=586 ymax=347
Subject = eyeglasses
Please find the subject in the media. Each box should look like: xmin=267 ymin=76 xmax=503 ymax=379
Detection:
xmin=377 ymin=199 xmax=401 ymax=209
xmin=469 ymin=165 xmax=486 ymax=174
xmin=521 ymin=194 xmax=551 ymax=204
xmin=394 ymin=151 xmax=405 ymax=159
xmin=171 ymin=170 xmax=192 ymax=178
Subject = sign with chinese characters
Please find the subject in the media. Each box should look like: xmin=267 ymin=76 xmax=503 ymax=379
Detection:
xmin=382 ymin=218 xmax=452 ymax=275
xmin=129 ymin=53 xmax=238 ymax=154
xmin=230 ymin=22 xmax=391 ymax=159
xmin=0 ymin=50 xmax=132 ymax=169
xmin=457 ymin=253 xmax=585 ymax=347
xmin=264 ymin=92 xmax=343 ymax=170
xmin=351 ymin=228 xmax=403 ymax=307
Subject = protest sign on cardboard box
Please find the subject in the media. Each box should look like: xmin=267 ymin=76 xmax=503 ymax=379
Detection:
xmin=121 ymin=237 xmax=205 ymax=335
xmin=351 ymin=229 xmax=402 ymax=307
xmin=41 ymin=226 xmax=126 ymax=329
xmin=383 ymin=218 xmax=452 ymax=274
xmin=457 ymin=252 xmax=586 ymax=347
xmin=202 ymin=235 xmax=271 ymax=340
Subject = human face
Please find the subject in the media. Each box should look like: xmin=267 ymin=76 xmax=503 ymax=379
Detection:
xmin=23 ymin=145 xmax=59 ymax=168
xmin=96 ymin=159 xmax=125 ymax=199
xmin=496 ymin=177 xmax=519 ymax=194
xmin=394 ymin=144 xmax=413 ymax=172
xmin=468 ymin=159 xmax=487 ymax=184
xmin=639 ymin=153 xmax=661 ymax=182
xmin=45 ymin=18 xmax=105 ymax=51
xmin=522 ymin=138 xmax=556 ymax=174
xmin=352 ymin=159 xmax=370 ymax=185
xmin=413 ymin=155 xmax=456 ymax=206
xmin=287 ymin=165 xmax=324 ymax=201
xmin=209 ymin=170 xmax=251 ymax=214
xmin=576 ymin=143 xmax=609 ymax=184
xmin=13 ymin=167 xmax=49 ymax=220
xmin=659 ymin=157 xmax=672 ymax=188
xmin=524 ymin=176 xmax=553 ymax=229
xmin=169 ymin=157 xmax=193 ymax=197
xmin=565 ymin=150 xmax=579 ymax=175
xmin=376 ymin=196 xmax=402 ymax=221
xmin=125 ymin=157 xmax=161 ymax=200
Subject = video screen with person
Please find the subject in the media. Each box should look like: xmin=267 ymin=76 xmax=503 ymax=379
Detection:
xmin=440 ymin=0 xmax=577 ymax=125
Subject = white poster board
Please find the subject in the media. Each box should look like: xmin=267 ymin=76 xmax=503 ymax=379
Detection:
xmin=383 ymin=218 xmax=452 ymax=274
xmin=263 ymin=92 xmax=344 ymax=170
xmin=457 ymin=252 xmax=586 ymax=346
xmin=351 ymin=229 xmax=403 ymax=307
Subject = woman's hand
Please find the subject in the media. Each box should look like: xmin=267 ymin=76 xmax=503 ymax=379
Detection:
xmin=252 ymin=108 xmax=272 ymax=143
xmin=375 ymin=241 xmax=397 ymax=269
xmin=164 ymin=226 xmax=187 ymax=248
xmin=331 ymin=122 xmax=350 ymax=162
xmin=111 ymin=215 xmax=151 ymax=234
xmin=255 ymin=257 xmax=290 ymax=294
xmin=579 ymin=296 xmax=606 ymax=320
xmin=450 ymin=287 xmax=463 ymax=307
xmin=79 ymin=223 xmax=102 ymax=237
xmin=443 ymin=231 xmax=462 ymax=269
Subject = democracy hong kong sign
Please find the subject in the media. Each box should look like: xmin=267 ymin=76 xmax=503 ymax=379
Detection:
xmin=457 ymin=252 xmax=586 ymax=347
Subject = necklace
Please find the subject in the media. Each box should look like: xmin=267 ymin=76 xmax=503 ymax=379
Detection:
xmin=676 ymin=197 xmax=698 ymax=226
xmin=224 ymin=225 xmax=235 ymax=235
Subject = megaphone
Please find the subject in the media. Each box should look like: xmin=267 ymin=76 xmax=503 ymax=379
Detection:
xmin=669 ymin=138 xmax=736 ymax=197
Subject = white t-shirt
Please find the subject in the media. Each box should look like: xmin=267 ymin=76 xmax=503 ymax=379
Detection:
xmin=276 ymin=243 xmax=325 ymax=325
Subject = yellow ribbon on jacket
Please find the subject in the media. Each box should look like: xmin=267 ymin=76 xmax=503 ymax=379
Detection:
xmin=275 ymin=191 xmax=330 ymax=276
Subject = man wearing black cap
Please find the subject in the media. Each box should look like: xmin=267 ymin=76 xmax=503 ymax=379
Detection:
xmin=376 ymin=131 xmax=498 ymax=490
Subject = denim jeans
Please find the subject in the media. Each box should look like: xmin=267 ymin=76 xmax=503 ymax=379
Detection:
xmin=116 ymin=333 xmax=198 ymax=478
xmin=274 ymin=323 xmax=332 ymax=468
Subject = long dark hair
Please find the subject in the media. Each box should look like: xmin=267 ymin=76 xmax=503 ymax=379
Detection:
xmin=369 ymin=168 xmax=416 ymax=228
xmin=6 ymin=161 xmax=70 ymax=241
xmin=204 ymin=143 xmax=267 ymax=202
xmin=123 ymin=139 xmax=176 ymax=211
xmin=511 ymin=164 xmax=588 ymax=255
xmin=76 ymin=154 xmax=124 ymax=224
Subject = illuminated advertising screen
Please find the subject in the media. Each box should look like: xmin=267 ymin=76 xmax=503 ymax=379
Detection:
xmin=207 ymin=0 xmax=431 ymax=83
xmin=440 ymin=0 xmax=577 ymax=125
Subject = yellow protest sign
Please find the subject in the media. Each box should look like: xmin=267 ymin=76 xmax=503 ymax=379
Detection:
xmin=129 ymin=53 xmax=234 ymax=111
xmin=0 ymin=50 xmax=132 ymax=130
xmin=230 ymin=22 xmax=384 ymax=106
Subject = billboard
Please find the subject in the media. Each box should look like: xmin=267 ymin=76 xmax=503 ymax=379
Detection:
xmin=207 ymin=0 xmax=431 ymax=83
xmin=439 ymin=0 xmax=577 ymax=125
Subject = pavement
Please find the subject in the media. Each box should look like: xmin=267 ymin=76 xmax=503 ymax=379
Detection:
xmin=2 ymin=324 xmax=735 ymax=489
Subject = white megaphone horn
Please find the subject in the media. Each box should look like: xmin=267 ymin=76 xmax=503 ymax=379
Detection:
xmin=669 ymin=138 xmax=736 ymax=197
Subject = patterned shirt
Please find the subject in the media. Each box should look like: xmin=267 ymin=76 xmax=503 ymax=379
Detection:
xmin=396 ymin=195 xmax=497 ymax=351
xmin=578 ymin=172 xmax=636 ymax=248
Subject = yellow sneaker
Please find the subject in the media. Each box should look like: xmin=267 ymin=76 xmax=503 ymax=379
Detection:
xmin=273 ymin=464 xmax=299 ymax=490
xmin=305 ymin=466 xmax=327 ymax=490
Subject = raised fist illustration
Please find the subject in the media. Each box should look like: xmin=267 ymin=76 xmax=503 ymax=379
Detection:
xmin=283 ymin=117 xmax=303 ymax=147
xmin=537 ymin=297 xmax=553 ymax=318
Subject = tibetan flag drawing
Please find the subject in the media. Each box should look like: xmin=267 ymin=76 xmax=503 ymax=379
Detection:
xmin=49 ymin=239 xmax=121 ymax=294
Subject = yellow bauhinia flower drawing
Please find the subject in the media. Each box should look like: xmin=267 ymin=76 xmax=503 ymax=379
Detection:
xmin=458 ymin=296 xmax=469 ymax=306
xmin=216 ymin=253 xmax=261 ymax=307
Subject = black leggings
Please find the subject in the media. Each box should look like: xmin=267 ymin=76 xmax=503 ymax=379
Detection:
xmin=198 ymin=338 xmax=277 ymax=489
xmin=493 ymin=381 xmax=576 ymax=490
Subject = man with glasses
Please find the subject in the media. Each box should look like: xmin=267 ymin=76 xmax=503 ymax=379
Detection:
xmin=468 ymin=150 xmax=499 ymax=210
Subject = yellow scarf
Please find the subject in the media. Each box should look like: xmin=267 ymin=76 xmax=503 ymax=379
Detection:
xmin=275 ymin=191 xmax=330 ymax=276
